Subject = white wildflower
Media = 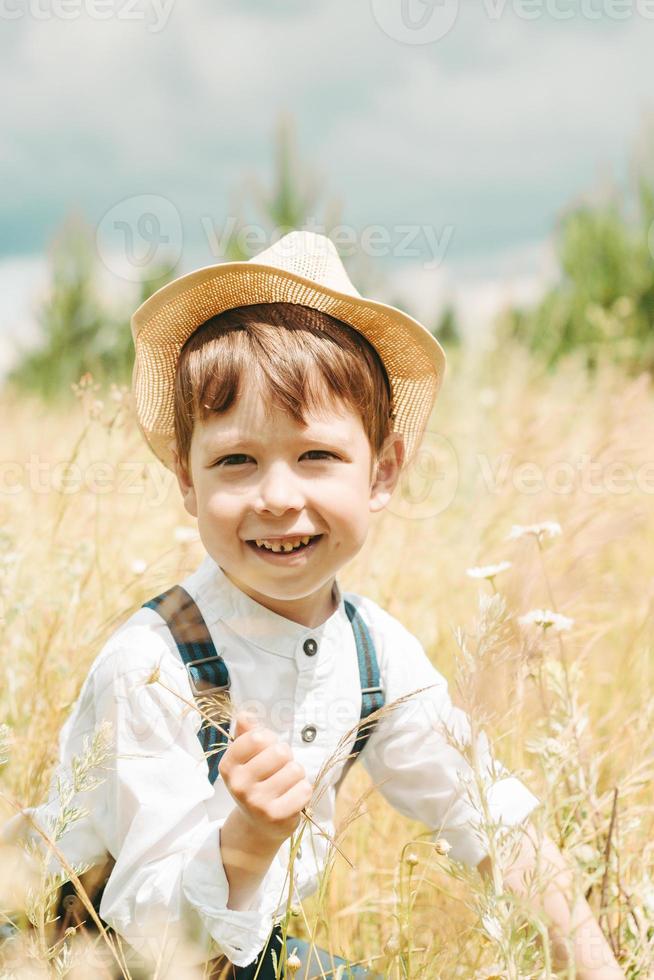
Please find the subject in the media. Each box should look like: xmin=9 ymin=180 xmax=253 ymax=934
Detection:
xmin=507 ymin=521 xmax=562 ymax=543
xmin=0 ymin=723 xmax=11 ymax=766
xmin=286 ymin=948 xmax=302 ymax=975
xmin=174 ymin=526 xmax=200 ymax=544
xmin=574 ymin=843 xmax=597 ymax=865
xmin=109 ymin=383 xmax=129 ymax=404
xmin=481 ymin=913 xmax=503 ymax=942
xmin=518 ymin=608 xmax=574 ymax=632
xmin=466 ymin=561 xmax=512 ymax=581
xmin=641 ymin=876 xmax=654 ymax=915
xmin=89 ymin=399 xmax=105 ymax=420
xmin=131 ymin=559 xmax=147 ymax=575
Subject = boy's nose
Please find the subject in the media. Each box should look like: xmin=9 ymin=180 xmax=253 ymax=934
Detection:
xmin=253 ymin=463 xmax=306 ymax=516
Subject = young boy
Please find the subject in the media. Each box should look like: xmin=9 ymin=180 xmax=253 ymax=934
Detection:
xmin=3 ymin=232 xmax=623 ymax=978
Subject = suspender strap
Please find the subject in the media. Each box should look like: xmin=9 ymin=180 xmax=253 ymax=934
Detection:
xmin=343 ymin=598 xmax=384 ymax=750
xmin=335 ymin=600 xmax=385 ymax=793
xmin=142 ymin=588 xmax=385 ymax=790
xmin=143 ymin=585 xmax=230 ymax=784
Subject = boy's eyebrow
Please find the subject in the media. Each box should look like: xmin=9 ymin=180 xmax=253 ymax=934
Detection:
xmin=201 ymin=432 xmax=345 ymax=453
xmin=202 ymin=434 xmax=260 ymax=450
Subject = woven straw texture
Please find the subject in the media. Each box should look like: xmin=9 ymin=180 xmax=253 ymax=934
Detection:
xmin=131 ymin=232 xmax=446 ymax=471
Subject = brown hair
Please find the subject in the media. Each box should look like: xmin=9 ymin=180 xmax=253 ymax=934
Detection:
xmin=173 ymin=302 xmax=395 ymax=470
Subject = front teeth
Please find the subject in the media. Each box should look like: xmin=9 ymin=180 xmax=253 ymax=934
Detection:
xmin=255 ymin=535 xmax=313 ymax=553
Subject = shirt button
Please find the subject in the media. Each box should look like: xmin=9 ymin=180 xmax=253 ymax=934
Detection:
xmin=303 ymin=638 xmax=318 ymax=657
xmin=301 ymin=724 xmax=317 ymax=743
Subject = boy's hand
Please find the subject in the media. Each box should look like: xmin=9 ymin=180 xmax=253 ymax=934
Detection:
xmin=218 ymin=710 xmax=313 ymax=846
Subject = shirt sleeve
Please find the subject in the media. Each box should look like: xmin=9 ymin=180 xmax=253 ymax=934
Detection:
xmin=65 ymin=625 xmax=292 ymax=969
xmin=357 ymin=604 xmax=541 ymax=868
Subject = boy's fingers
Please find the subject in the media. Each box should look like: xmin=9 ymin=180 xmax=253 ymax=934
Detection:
xmin=258 ymin=764 xmax=311 ymax=801
xmin=232 ymin=710 xmax=257 ymax=739
xmin=268 ymin=780 xmax=314 ymax=823
xmin=243 ymin=741 xmax=297 ymax=783
xmin=229 ymin=714 xmax=278 ymax=764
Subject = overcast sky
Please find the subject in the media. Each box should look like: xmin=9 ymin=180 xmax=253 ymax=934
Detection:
xmin=2 ymin=0 xmax=654 ymax=360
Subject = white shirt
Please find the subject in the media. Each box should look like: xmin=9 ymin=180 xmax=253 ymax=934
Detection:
xmin=2 ymin=553 xmax=539 ymax=968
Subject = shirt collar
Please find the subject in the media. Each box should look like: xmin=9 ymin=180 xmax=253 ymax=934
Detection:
xmin=186 ymin=552 xmax=348 ymax=659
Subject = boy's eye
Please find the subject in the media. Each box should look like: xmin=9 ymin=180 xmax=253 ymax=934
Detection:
xmin=213 ymin=451 xmax=337 ymax=467
xmin=214 ymin=454 xmax=252 ymax=466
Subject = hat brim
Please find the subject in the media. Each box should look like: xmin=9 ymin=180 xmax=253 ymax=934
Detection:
xmin=131 ymin=260 xmax=446 ymax=471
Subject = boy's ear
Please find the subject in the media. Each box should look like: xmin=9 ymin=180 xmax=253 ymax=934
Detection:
xmin=173 ymin=448 xmax=198 ymax=518
xmin=369 ymin=432 xmax=405 ymax=514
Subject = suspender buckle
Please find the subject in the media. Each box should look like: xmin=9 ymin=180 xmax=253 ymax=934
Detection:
xmin=185 ymin=655 xmax=231 ymax=698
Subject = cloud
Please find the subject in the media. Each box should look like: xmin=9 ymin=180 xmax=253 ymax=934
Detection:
xmin=323 ymin=9 xmax=651 ymax=189
xmin=1 ymin=0 xmax=653 ymax=269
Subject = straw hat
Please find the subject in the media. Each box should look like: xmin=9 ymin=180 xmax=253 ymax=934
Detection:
xmin=130 ymin=230 xmax=446 ymax=471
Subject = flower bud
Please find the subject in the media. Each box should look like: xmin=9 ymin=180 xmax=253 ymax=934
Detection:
xmin=286 ymin=949 xmax=302 ymax=975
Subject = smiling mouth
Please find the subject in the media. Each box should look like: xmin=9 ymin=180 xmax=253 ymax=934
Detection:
xmin=246 ymin=534 xmax=323 ymax=554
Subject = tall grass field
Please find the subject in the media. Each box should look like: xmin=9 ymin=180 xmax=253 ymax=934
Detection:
xmin=1 ymin=341 xmax=653 ymax=978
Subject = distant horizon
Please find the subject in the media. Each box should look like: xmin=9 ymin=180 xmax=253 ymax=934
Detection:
xmin=0 ymin=232 xmax=560 ymax=378
xmin=4 ymin=1 xmax=654 ymax=375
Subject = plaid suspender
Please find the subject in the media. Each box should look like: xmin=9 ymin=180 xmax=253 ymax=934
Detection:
xmin=142 ymin=585 xmax=385 ymax=787
xmin=143 ymin=585 xmax=231 ymax=785
xmin=334 ymin=598 xmax=385 ymax=795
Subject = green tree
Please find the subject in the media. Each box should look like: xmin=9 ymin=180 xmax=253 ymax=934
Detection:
xmin=496 ymin=170 xmax=654 ymax=372
xmin=7 ymin=213 xmax=177 ymax=402
xmin=433 ymin=303 xmax=461 ymax=346
xmin=221 ymin=110 xmax=345 ymax=262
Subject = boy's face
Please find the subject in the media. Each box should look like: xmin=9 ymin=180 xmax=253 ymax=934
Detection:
xmin=174 ymin=381 xmax=404 ymax=627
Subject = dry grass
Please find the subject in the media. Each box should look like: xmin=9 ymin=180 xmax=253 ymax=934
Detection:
xmin=1 ymin=343 xmax=653 ymax=977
